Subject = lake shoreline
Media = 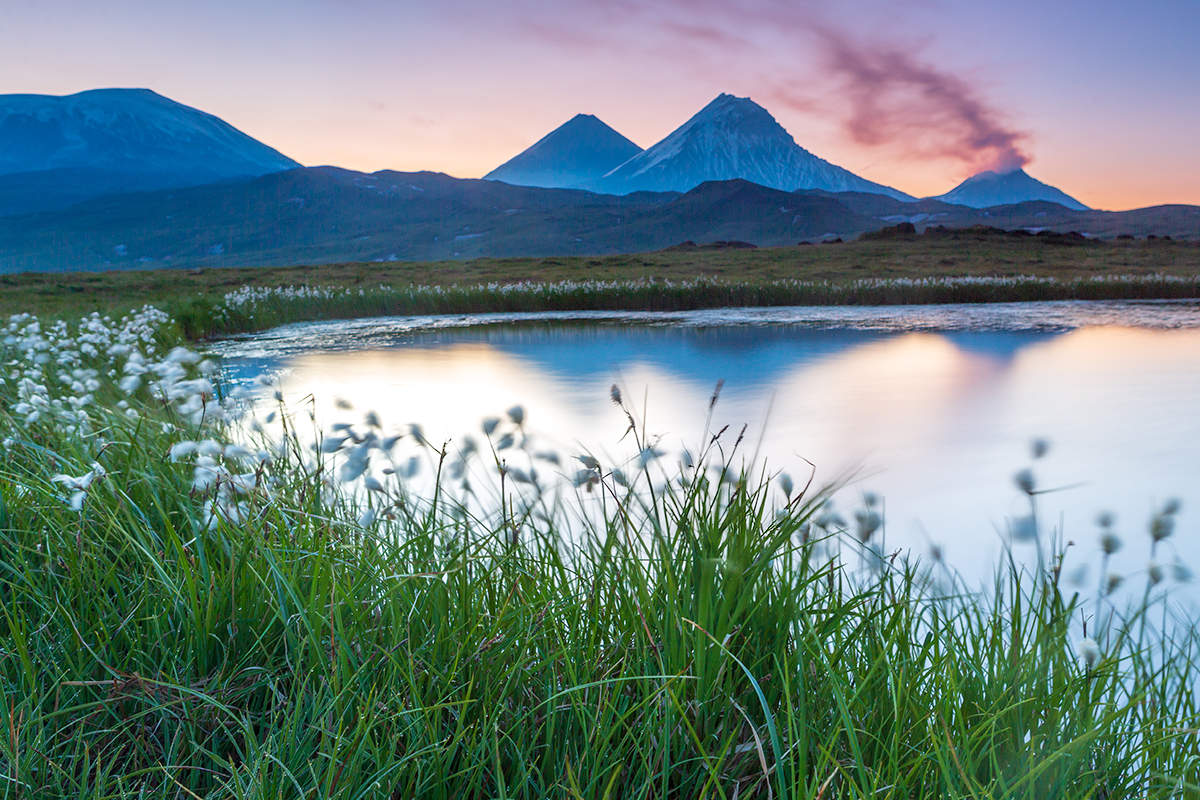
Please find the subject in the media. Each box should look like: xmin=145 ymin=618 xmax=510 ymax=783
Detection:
xmin=176 ymin=274 xmax=1200 ymax=340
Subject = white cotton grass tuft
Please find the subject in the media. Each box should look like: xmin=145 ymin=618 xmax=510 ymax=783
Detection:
xmin=1150 ymin=513 xmax=1175 ymax=543
xmin=1099 ymin=531 xmax=1123 ymax=555
xmin=1030 ymin=438 xmax=1051 ymax=459
xmin=1013 ymin=468 xmax=1036 ymax=496
xmin=779 ymin=472 xmax=794 ymax=499
xmin=1075 ymin=637 xmax=1101 ymax=670
xmin=1148 ymin=560 xmax=1165 ymax=586
xmin=854 ymin=509 xmax=882 ymax=543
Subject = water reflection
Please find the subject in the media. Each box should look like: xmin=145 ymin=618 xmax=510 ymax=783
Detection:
xmin=215 ymin=302 xmax=1200 ymax=584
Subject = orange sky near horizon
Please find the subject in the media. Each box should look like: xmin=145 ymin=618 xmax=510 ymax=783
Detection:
xmin=3 ymin=0 xmax=1198 ymax=211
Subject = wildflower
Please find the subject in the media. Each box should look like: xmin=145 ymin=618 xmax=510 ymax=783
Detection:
xmin=1010 ymin=514 xmax=1038 ymax=542
xmin=401 ymin=457 xmax=420 ymax=479
xmin=1076 ymin=637 xmax=1101 ymax=670
xmin=320 ymin=434 xmax=354 ymax=455
xmin=165 ymin=346 xmax=201 ymax=365
xmin=1030 ymin=438 xmax=1050 ymax=459
xmin=855 ymin=509 xmax=882 ymax=542
xmin=506 ymin=405 xmax=525 ymax=426
xmin=1013 ymin=468 xmax=1036 ymax=495
xmin=168 ymin=441 xmax=199 ymax=461
xmin=52 ymin=462 xmax=106 ymax=493
xmin=507 ymin=467 xmax=534 ymax=485
xmin=1150 ymin=513 xmax=1175 ymax=542
xmin=192 ymin=457 xmax=221 ymax=492
xmin=1099 ymin=531 xmax=1122 ymax=555
xmin=196 ymin=439 xmax=224 ymax=458
xmin=339 ymin=447 xmax=371 ymax=483
xmin=637 ymin=446 xmax=664 ymax=469
xmin=224 ymin=444 xmax=255 ymax=462
xmin=572 ymin=468 xmax=600 ymax=489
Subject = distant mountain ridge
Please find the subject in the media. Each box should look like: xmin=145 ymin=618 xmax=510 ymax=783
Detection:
xmin=934 ymin=168 xmax=1089 ymax=210
xmin=594 ymin=94 xmax=913 ymax=200
xmin=1 ymin=167 xmax=1194 ymax=273
xmin=0 ymin=88 xmax=299 ymax=213
xmin=484 ymin=114 xmax=641 ymax=189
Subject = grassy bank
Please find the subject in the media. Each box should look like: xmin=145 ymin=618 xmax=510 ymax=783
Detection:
xmin=1 ymin=307 xmax=1199 ymax=797
xmin=2 ymin=234 xmax=1198 ymax=326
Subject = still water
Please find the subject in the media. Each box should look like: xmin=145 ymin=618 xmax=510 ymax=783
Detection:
xmin=213 ymin=300 xmax=1200 ymax=582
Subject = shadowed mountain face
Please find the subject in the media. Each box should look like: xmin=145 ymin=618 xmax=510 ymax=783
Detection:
xmin=934 ymin=168 xmax=1089 ymax=211
xmin=0 ymin=88 xmax=299 ymax=213
xmin=593 ymin=94 xmax=913 ymax=201
xmin=0 ymin=167 xmax=1195 ymax=273
xmin=483 ymin=114 xmax=642 ymax=190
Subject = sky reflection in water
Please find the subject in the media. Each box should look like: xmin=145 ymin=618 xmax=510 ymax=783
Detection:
xmin=214 ymin=301 xmax=1200 ymax=584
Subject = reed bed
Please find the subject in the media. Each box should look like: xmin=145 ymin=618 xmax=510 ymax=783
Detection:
xmin=1 ymin=308 xmax=1199 ymax=798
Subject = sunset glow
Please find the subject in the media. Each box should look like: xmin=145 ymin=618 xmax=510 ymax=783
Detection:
xmin=4 ymin=0 xmax=1198 ymax=210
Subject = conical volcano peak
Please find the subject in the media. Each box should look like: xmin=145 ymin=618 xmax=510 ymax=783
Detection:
xmin=483 ymin=113 xmax=642 ymax=190
xmin=935 ymin=167 xmax=1088 ymax=210
xmin=594 ymin=93 xmax=911 ymax=200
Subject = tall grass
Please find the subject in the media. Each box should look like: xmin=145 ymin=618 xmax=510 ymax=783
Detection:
xmin=174 ymin=274 xmax=1200 ymax=338
xmin=1 ymin=308 xmax=1199 ymax=797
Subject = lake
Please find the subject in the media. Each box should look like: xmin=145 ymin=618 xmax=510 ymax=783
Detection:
xmin=213 ymin=299 xmax=1200 ymax=585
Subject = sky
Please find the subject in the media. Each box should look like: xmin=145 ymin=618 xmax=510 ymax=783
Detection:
xmin=2 ymin=0 xmax=1198 ymax=210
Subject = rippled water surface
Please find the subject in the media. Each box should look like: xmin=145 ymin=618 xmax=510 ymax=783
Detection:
xmin=214 ymin=300 xmax=1200 ymax=580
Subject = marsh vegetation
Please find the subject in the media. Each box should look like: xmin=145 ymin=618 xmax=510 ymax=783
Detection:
xmin=1 ymin=307 xmax=1199 ymax=797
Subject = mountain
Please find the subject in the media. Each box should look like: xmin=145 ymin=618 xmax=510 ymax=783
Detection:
xmin=1 ymin=168 xmax=1194 ymax=273
xmin=594 ymin=93 xmax=913 ymax=201
xmin=0 ymin=169 xmax=875 ymax=272
xmin=934 ymin=168 xmax=1089 ymax=210
xmin=484 ymin=114 xmax=642 ymax=189
xmin=0 ymin=88 xmax=299 ymax=213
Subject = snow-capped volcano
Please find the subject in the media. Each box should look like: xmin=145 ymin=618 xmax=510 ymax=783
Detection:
xmin=594 ymin=93 xmax=912 ymax=200
xmin=484 ymin=114 xmax=642 ymax=190
xmin=0 ymin=88 xmax=298 ymax=212
xmin=934 ymin=168 xmax=1088 ymax=210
